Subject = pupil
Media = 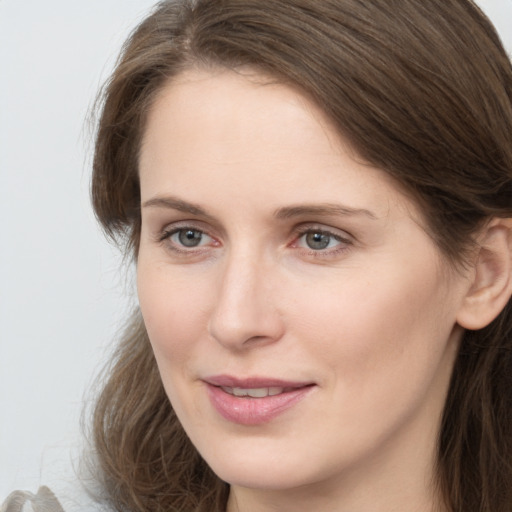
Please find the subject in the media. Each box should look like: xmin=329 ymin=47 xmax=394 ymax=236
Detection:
xmin=306 ymin=232 xmax=330 ymax=250
xmin=179 ymin=229 xmax=202 ymax=247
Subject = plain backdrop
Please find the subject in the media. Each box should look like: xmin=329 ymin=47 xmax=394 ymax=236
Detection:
xmin=1 ymin=0 xmax=512 ymax=501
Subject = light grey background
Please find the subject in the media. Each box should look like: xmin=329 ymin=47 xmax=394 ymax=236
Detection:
xmin=1 ymin=0 xmax=511 ymax=500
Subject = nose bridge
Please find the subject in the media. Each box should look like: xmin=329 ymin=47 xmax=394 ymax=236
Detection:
xmin=208 ymin=244 xmax=283 ymax=349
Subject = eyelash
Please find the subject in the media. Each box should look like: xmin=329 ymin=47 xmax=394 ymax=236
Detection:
xmin=158 ymin=225 xmax=215 ymax=254
xmin=291 ymin=226 xmax=352 ymax=257
xmin=157 ymin=224 xmax=353 ymax=258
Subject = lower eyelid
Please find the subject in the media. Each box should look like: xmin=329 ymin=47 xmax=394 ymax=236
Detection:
xmin=300 ymin=243 xmax=353 ymax=261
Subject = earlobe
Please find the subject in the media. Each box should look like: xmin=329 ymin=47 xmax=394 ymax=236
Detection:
xmin=456 ymin=218 xmax=512 ymax=331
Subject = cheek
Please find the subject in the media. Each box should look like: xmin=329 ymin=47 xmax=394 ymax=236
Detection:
xmin=136 ymin=260 xmax=213 ymax=365
xmin=293 ymin=260 xmax=457 ymax=392
xmin=280 ymin=262 xmax=460 ymax=467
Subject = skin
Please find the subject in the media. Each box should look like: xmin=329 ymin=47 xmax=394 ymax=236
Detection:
xmin=137 ymin=68 xmax=472 ymax=511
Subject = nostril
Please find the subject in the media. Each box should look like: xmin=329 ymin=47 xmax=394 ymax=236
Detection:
xmin=207 ymin=310 xmax=284 ymax=350
xmin=207 ymin=261 xmax=285 ymax=349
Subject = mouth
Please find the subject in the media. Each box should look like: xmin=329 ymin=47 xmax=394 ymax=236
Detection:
xmin=219 ymin=386 xmax=301 ymax=398
xmin=203 ymin=375 xmax=316 ymax=425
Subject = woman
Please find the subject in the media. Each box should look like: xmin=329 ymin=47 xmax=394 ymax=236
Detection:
xmin=4 ymin=0 xmax=512 ymax=511
xmin=88 ymin=1 xmax=512 ymax=510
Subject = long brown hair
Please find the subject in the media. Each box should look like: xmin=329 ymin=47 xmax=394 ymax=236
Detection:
xmin=90 ymin=1 xmax=512 ymax=510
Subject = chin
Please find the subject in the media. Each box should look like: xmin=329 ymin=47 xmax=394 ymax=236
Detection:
xmin=213 ymin=462 xmax=311 ymax=491
xmin=194 ymin=433 xmax=332 ymax=491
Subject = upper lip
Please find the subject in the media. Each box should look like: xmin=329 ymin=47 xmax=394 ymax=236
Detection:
xmin=203 ymin=375 xmax=314 ymax=388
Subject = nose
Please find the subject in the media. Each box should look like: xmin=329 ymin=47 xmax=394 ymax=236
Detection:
xmin=207 ymin=250 xmax=285 ymax=351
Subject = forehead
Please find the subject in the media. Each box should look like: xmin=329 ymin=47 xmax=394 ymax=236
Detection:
xmin=139 ymin=67 xmax=420 ymax=223
xmin=141 ymin=67 xmax=344 ymax=165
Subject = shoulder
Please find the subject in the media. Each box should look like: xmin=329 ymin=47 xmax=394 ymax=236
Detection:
xmin=1 ymin=486 xmax=65 ymax=512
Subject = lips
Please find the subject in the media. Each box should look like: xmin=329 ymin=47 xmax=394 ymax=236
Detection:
xmin=203 ymin=375 xmax=315 ymax=425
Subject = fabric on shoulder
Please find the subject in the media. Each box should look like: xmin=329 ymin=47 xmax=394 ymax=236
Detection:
xmin=1 ymin=487 xmax=65 ymax=512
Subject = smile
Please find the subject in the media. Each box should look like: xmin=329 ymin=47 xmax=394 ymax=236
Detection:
xmin=221 ymin=386 xmax=288 ymax=397
xmin=204 ymin=376 xmax=315 ymax=425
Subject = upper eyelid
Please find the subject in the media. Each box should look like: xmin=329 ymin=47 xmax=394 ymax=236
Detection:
xmin=159 ymin=220 xmax=213 ymax=236
xmin=292 ymin=223 xmax=353 ymax=240
xmin=161 ymin=225 xmax=212 ymax=241
xmin=154 ymin=216 xmax=226 ymax=240
xmin=296 ymin=227 xmax=349 ymax=238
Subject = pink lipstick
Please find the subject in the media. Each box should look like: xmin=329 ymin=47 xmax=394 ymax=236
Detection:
xmin=204 ymin=375 xmax=315 ymax=425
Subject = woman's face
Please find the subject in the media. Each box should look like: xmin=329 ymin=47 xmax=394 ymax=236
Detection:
xmin=137 ymin=68 xmax=469 ymax=499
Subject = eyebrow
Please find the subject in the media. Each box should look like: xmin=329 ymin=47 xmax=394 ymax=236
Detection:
xmin=142 ymin=196 xmax=216 ymax=221
xmin=142 ymin=195 xmax=377 ymax=221
xmin=274 ymin=204 xmax=378 ymax=220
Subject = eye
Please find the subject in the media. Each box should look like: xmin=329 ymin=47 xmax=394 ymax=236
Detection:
xmin=295 ymin=228 xmax=350 ymax=252
xmin=174 ymin=228 xmax=205 ymax=247
xmin=303 ymin=231 xmax=334 ymax=250
xmin=163 ymin=227 xmax=214 ymax=249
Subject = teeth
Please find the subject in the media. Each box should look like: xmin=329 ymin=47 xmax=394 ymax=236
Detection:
xmin=221 ymin=386 xmax=285 ymax=398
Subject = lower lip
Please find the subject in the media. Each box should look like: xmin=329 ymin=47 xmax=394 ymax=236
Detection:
xmin=205 ymin=384 xmax=314 ymax=425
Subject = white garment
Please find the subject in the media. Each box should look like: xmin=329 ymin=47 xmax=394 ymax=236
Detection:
xmin=1 ymin=485 xmax=108 ymax=512
xmin=1 ymin=487 xmax=64 ymax=512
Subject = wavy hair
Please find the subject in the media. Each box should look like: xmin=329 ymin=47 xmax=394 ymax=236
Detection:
xmin=90 ymin=1 xmax=512 ymax=510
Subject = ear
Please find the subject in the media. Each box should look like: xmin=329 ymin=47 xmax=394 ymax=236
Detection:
xmin=456 ymin=218 xmax=512 ymax=330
